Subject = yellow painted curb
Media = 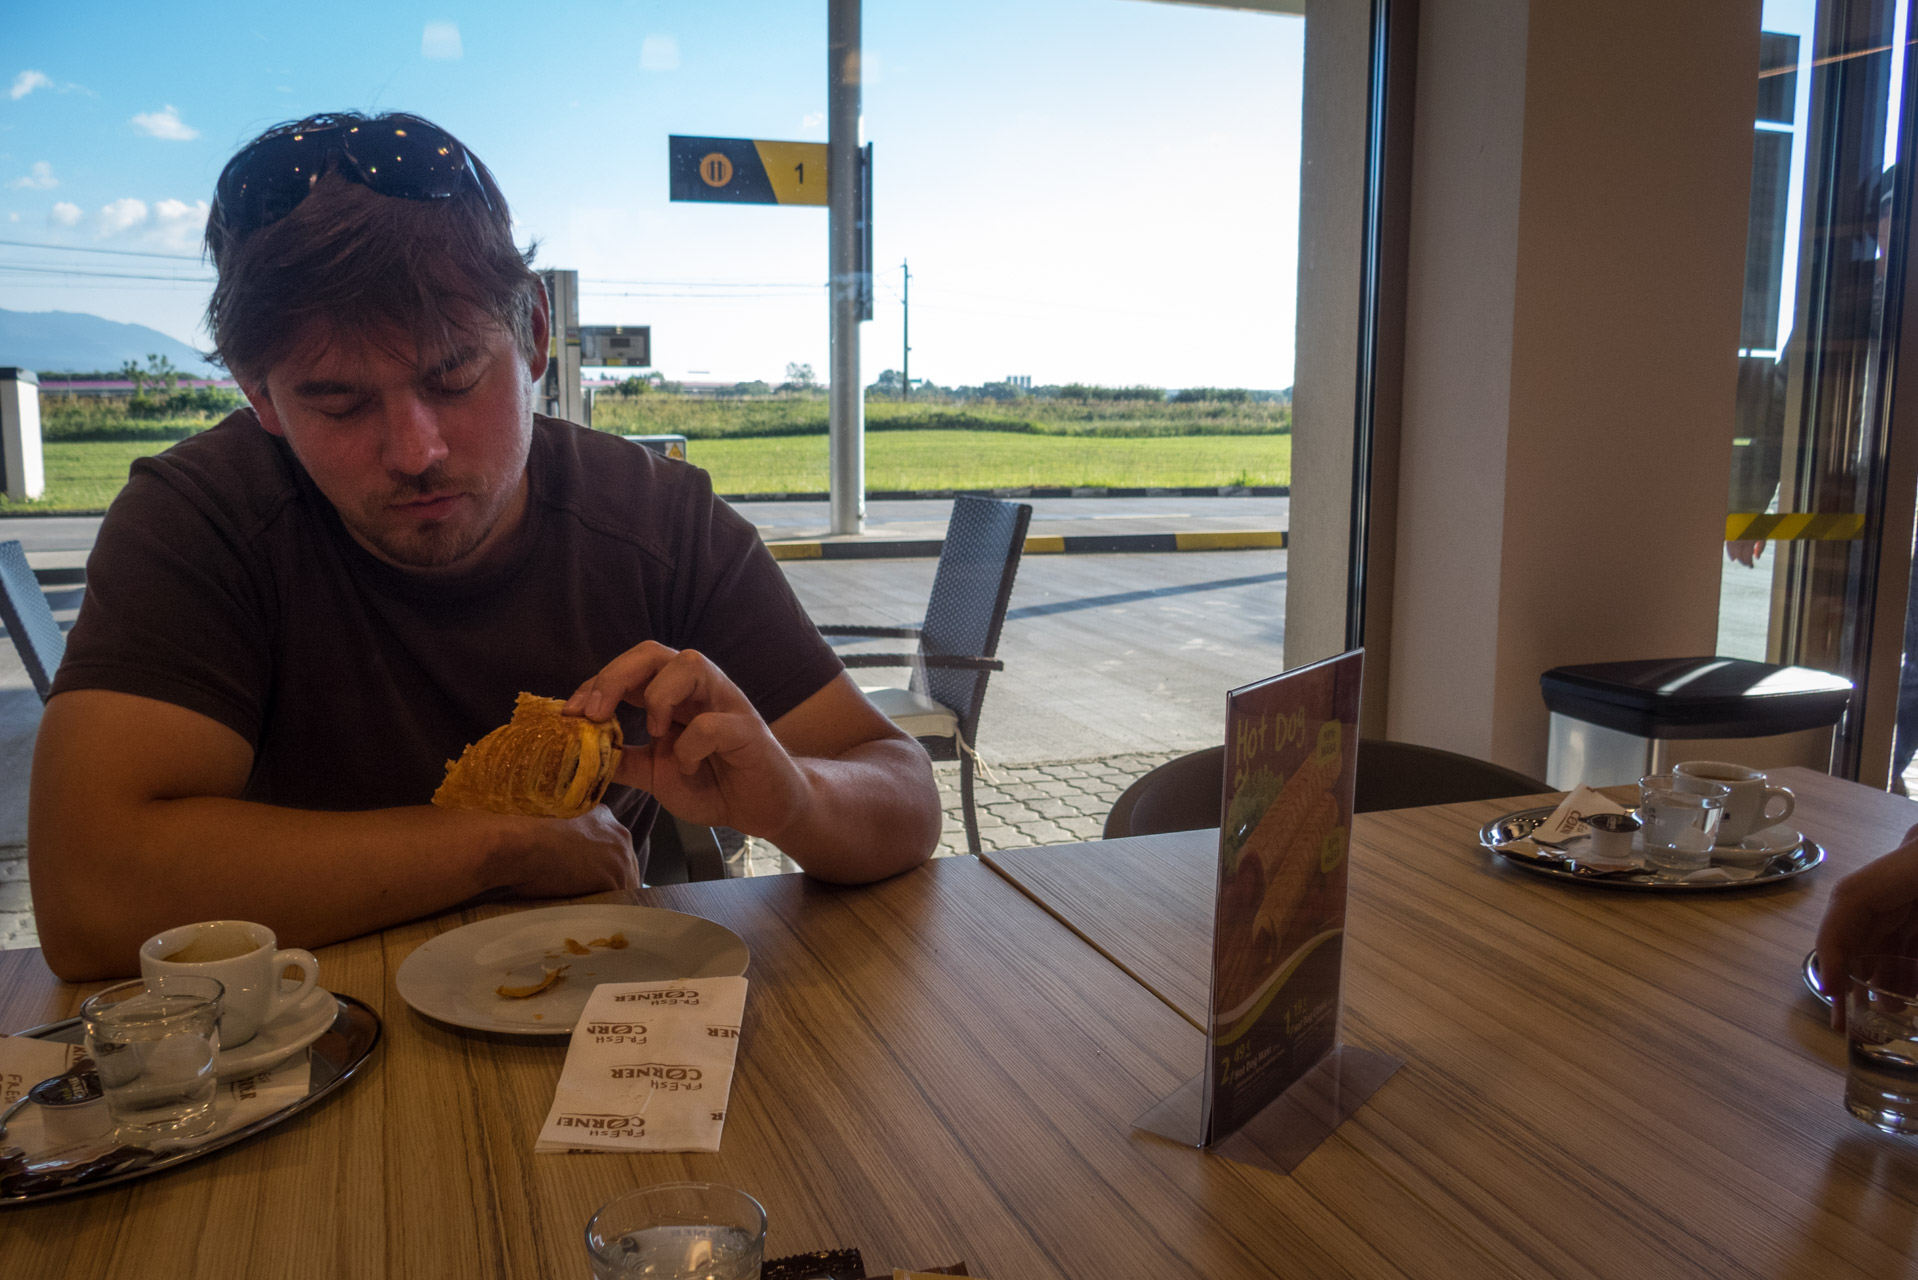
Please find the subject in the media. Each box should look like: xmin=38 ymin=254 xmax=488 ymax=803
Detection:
xmin=766 ymin=542 xmax=823 ymax=560
xmin=1175 ymin=530 xmax=1287 ymax=551
xmin=1023 ymin=535 xmax=1067 ymax=554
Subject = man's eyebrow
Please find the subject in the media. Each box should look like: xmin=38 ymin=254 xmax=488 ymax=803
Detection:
xmin=290 ymin=378 xmax=365 ymax=398
xmin=423 ymin=348 xmax=483 ymax=379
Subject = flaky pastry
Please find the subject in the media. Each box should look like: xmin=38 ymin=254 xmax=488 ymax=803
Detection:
xmin=432 ymin=692 xmax=623 ymax=819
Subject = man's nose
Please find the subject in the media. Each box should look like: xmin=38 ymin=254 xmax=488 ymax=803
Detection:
xmin=380 ymin=393 xmax=451 ymax=476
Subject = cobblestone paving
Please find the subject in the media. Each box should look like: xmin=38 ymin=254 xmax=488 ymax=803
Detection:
xmin=0 ymin=844 xmax=34 ymax=951
xmin=738 ymin=749 xmax=1185 ymax=876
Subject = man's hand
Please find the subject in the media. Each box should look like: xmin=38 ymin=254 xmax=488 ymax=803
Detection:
xmin=1815 ymin=823 xmax=1918 ymax=1031
xmin=567 ymin=643 xmax=941 ymax=882
xmin=500 ymin=806 xmax=641 ymax=898
xmin=567 ymin=642 xmax=811 ymax=837
xmin=1726 ymin=539 xmax=1768 ymax=567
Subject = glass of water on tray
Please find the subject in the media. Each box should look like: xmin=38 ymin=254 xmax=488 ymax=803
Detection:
xmin=1847 ymin=955 xmax=1918 ymax=1135
xmin=81 ymin=973 xmax=224 ymax=1144
xmin=584 ymin=1183 xmax=766 ymax=1280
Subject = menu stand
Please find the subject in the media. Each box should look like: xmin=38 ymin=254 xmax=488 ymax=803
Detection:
xmin=1133 ymin=652 xmax=1401 ymax=1175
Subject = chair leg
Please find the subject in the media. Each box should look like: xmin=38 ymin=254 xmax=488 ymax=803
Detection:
xmin=960 ymin=749 xmax=982 ymax=855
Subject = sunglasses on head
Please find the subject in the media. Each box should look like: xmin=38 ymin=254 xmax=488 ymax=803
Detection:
xmin=210 ymin=113 xmax=494 ymax=246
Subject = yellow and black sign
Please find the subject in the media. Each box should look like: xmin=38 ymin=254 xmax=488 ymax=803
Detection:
xmin=668 ymin=135 xmax=827 ymax=206
xmin=1724 ymin=512 xmax=1867 ymax=541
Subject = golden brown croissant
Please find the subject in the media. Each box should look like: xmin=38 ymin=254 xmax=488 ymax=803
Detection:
xmin=432 ymin=693 xmax=623 ymax=819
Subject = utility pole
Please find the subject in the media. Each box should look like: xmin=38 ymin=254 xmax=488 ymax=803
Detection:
xmin=827 ymin=0 xmax=865 ymax=535
xmin=901 ymin=258 xmax=910 ymax=399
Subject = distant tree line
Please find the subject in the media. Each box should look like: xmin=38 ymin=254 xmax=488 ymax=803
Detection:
xmin=865 ymin=371 xmax=1290 ymax=405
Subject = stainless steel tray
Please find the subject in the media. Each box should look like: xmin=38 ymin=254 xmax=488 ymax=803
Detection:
xmin=1479 ymin=806 xmax=1826 ymax=892
xmin=0 ymin=993 xmax=379 ymax=1206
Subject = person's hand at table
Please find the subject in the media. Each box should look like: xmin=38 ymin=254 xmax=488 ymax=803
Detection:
xmin=496 ymin=805 xmax=641 ymax=899
xmin=1814 ymin=823 xmax=1918 ymax=1031
xmin=566 ymin=641 xmax=940 ymax=883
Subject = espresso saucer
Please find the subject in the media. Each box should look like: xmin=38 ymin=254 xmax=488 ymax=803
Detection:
xmin=1713 ymin=825 xmax=1802 ymax=868
xmin=216 ymin=987 xmax=336 ymax=1080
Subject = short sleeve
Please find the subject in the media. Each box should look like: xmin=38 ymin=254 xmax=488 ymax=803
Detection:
xmin=660 ymin=469 xmax=845 ymax=725
xmin=51 ymin=453 xmax=279 ymax=747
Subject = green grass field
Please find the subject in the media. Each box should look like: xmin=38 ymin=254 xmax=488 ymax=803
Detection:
xmin=0 ymin=394 xmax=1291 ymax=512
xmin=593 ymin=392 xmax=1289 ymax=439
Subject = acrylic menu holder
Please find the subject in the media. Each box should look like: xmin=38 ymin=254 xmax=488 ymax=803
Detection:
xmin=1134 ymin=650 xmax=1401 ymax=1175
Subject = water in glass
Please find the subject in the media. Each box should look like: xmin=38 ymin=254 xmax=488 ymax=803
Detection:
xmin=85 ymin=985 xmax=221 ymax=1142
xmin=592 ymin=1224 xmax=763 ymax=1280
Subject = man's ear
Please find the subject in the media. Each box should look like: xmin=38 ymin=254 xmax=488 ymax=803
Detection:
xmin=526 ymin=286 xmax=551 ymax=383
xmin=243 ymin=382 xmax=287 ymax=437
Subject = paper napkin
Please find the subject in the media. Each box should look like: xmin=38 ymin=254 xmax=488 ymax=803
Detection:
xmin=1530 ymin=785 xmax=1631 ymax=847
xmin=536 ymin=977 xmax=747 ymax=1154
xmin=0 ymin=1034 xmax=85 ymax=1110
xmin=0 ymin=1047 xmax=308 ymax=1157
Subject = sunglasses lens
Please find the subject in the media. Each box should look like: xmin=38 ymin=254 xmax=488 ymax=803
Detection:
xmin=214 ymin=126 xmax=340 ymax=236
xmin=341 ymin=121 xmax=477 ymax=201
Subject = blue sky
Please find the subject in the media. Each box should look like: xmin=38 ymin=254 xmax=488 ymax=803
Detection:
xmin=0 ymin=0 xmax=1305 ymax=388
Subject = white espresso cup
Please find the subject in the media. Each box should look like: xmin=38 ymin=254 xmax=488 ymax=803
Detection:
xmin=139 ymin=920 xmax=319 ymax=1049
xmin=1672 ymin=760 xmax=1796 ymax=845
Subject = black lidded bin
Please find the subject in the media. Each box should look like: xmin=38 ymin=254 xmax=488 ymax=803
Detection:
xmin=1539 ymin=657 xmax=1852 ymax=788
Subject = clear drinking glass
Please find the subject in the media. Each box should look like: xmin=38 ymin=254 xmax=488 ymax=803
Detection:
xmin=1637 ymin=774 xmax=1727 ymax=872
xmin=80 ymin=973 xmax=224 ymax=1143
xmin=583 ymin=1183 xmax=766 ymax=1280
xmin=1846 ymin=954 xmax=1918 ymax=1134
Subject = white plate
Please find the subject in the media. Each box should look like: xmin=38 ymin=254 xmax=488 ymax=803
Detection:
xmin=394 ymin=904 xmax=749 ymax=1035
xmin=217 ymin=985 xmax=336 ymax=1079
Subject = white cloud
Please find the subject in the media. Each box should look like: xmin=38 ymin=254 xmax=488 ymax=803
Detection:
xmin=149 ymin=198 xmax=209 ymax=251
xmin=422 ymin=21 xmax=464 ymax=60
xmin=130 ymin=105 xmax=199 ymax=141
xmin=7 ymin=160 xmax=55 ymax=190
xmin=8 ymin=71 xmax=51 ymax=101
xmin=48 ymin=201 xmax=79 ymax=227
xmin=640 ymin=35 xmax=679 ymax=72
xmin=7 ymin=212 xmax=18 ymax=223
xmin=801 ymin=111 xmax=824 ymax=131
xmin=99 ymin=197 xmax=148 ymax=236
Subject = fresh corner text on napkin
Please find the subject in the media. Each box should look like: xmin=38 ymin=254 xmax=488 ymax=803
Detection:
xmin=536 ymin=976 xmax=747 ymax=1154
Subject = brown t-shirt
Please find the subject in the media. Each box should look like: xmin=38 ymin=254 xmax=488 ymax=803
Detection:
xmin=52 ymin=411 xmax=843 ymax=843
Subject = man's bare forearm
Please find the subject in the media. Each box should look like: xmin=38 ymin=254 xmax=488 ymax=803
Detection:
xmin=768 ymin=737 xmax=942 ymax=883
xmin=30 ymin=794 xmax=541 ymax=980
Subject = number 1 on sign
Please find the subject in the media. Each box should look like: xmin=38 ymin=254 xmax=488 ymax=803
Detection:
xmin=795 ymin=163 xmax=805 ymax=186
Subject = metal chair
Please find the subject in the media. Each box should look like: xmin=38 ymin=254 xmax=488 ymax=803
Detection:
xmin=818 ymin=495 xmax=1034 ymax=854
xmin=0 ymin=539 xmax=63 ymax=702
xmin=641 ymin=814 xmax=727 ymax=885
xmin=1104 ymin=739 xmax=1550 ymax=839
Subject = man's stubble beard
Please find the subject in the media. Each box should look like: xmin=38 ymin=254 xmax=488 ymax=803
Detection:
xmin=347 ymin=463 xmax=522 ymax=569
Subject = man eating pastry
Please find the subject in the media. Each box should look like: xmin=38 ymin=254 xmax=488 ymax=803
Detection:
xmin=28 ymin=111 xmax=940 ymax=980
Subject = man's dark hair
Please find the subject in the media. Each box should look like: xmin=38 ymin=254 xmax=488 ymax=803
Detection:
xmin=204 ymin=111 xmax=541 ymax=384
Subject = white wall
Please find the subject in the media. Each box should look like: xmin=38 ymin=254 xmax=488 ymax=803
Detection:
xmin=1292 ymin=0 xmax=1762 ymax=776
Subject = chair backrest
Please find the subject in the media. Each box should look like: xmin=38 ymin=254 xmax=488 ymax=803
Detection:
xmin=1104 ymin=746 xmax=1225 ymax=839
xmin=1103 ymin=738 xmax=1551 ymax=839
xmin=912 ymin=496 xmax=1033 ymax=731
xmin=1351 ymin=739 xmax=1548 ymax=812
xmin=0 ymin=540 xmax=63 ymax=703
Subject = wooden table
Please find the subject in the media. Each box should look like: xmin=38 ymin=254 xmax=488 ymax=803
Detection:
xmin=985 ymin=767 xmax=1918 ymax=1277
xmin=5 ymin=768 xmax=1917 ymax=1277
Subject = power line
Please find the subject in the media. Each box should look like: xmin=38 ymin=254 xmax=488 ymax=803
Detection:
xmin=586 ymin=277 xmax=821 ymax=289
xmin=0 ymin=262 xmax=213 ymax=282
xmin=0 ymin=237 xmax=203 ymax=262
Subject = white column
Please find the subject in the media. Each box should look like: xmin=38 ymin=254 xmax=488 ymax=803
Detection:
xmin=0 ymin=368 xmax=44 ymax=502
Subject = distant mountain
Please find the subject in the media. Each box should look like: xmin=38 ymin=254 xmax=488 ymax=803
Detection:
xmin=0 ymin=308 xmax=220 ymax=377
